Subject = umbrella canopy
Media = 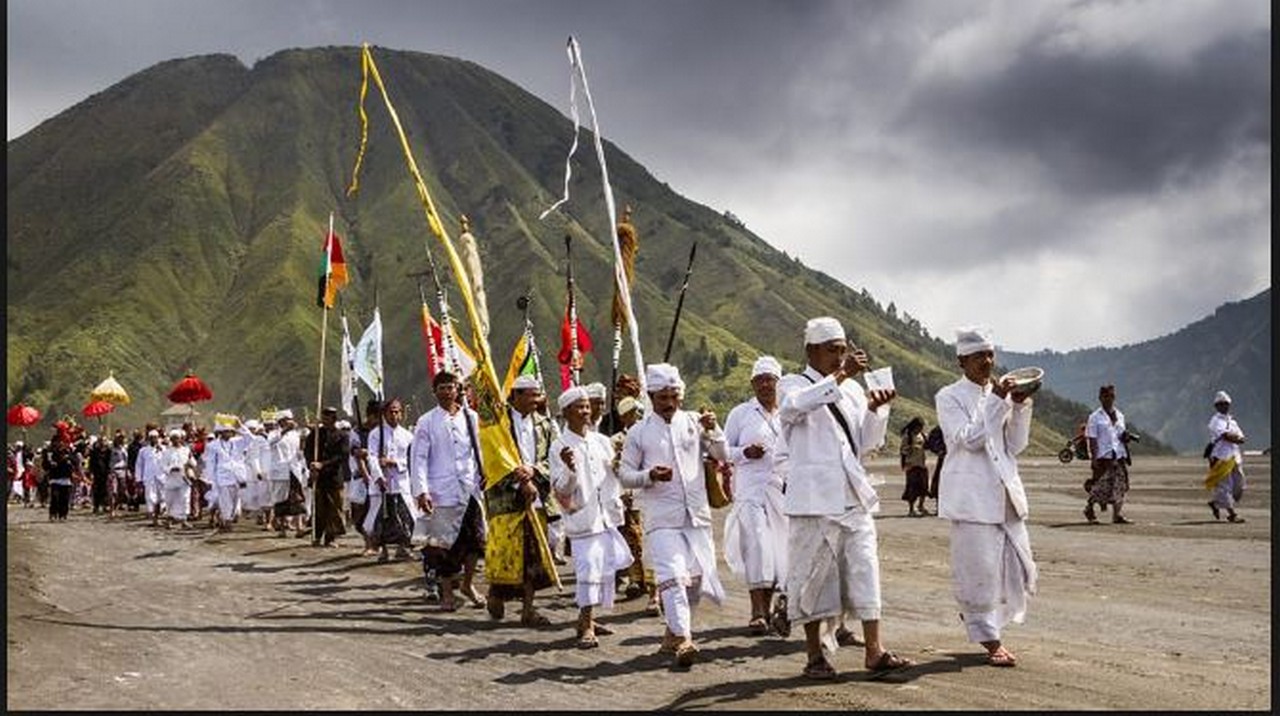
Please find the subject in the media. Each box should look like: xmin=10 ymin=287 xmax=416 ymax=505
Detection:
xmin=167 ymin=372 xmax=213 ymax=404
xmin=82 ymin=400 xmax=116 ymax=418
xmin=90 ymin=373 xmax=131 ymax=406
xmin=6 ymin=403 xmax=42 ymax=427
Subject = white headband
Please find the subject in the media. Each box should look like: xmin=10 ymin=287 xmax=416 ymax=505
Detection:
xmin=804 ymin=317 xmax=845 ymax=345
xmin=955 ymin=326 xmax=995 ymax=357
xmin=645 ymin=363 xmax=685 ymax=393
xmin=557 ymin=386 xmax=590 ymax=411
xmin=751 ymin=355 xmax=782 ymax=378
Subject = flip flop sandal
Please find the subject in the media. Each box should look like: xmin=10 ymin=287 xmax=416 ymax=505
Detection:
xmin=674 ymin=642 xmax=700 ymax=668
xmin=591 ymin=622 xmax=615 ymax=636
xmin=987 ymin=648 xmax=1017 ymax=667
xmin=835 ymin=627 xmax=865 ymax=647
xmin=747 ymin=617 xmax=769 ymax=635
xmin=520 ymin=611 xmax=552 ymax=627
xmin=802 ymin=658 xmax=837 ymax=680
xmin=576 ymin=634 xmax=600 ymax=649
xmin=868 ymin=650 xmax=915 ymax=673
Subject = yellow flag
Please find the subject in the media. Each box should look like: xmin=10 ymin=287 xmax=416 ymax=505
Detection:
xmin=347 ymin=44 xmax=558 ymax=587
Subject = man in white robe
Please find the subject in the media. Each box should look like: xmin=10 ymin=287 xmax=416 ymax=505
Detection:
xmin=411 ymin=372 xmax=486 ymax=611
xmin=778 ymin=317 xmax=913 ymax=680
xmin=619 ymin=363 xmax=727 ymax=668
xmin=160 ymin=429 xmax=195 ymax=528
xmin=203 ymin=418 xmax=253 ymax=531
xmin=1205 ymin=391 xmax=1248 ymax=523
xmin=366 ymin=398 xmax=421 ymax=562
xmin=134 ymin=430 xmax=165 ymax=526
xmin=935 ymin=325 xmax=1038 ymax=668
xmin=264 ymin=412 xmax=304 ymax=536
xmin=551 ymin=386 xmax=633 ymax=649
xmin=722 ymin=355 xmax=789 ymax=637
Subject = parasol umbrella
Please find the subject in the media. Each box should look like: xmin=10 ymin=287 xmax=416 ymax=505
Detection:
xmin=167 ymin=371 xmax=214 ymax=432
xmin=7 ymin=403 xmax=42 ymax=440
xmin=90 ymin=373 xmax=131 ymax=406
xmin=167 ymin=372 xmax=214 ymax=405
xmin=82 ymin=400 xmax=115 ymax=432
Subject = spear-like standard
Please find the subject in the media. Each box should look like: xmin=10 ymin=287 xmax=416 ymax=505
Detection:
xmin=564 ymin=234 xmax=582 ymax=387
xmin=663 ymin=241 xmax=698 ymax=362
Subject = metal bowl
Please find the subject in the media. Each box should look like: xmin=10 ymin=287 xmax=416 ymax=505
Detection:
xmin=1000 ymin=366 xmax=1044 ymax=395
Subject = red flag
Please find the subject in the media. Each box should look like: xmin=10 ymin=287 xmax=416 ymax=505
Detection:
xmin=557 ymin=306 xmax=592 ymax=389
xmin=420 ymin=303 xmax=447 ymax=381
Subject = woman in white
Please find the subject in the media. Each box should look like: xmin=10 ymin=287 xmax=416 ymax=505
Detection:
xmin=721 ymin=356 xmax=789 ymax=636
xmin=160 ymin=429 xmax=195 ymax=528
xmin=550 ymin=386 xmax=633 ymax=649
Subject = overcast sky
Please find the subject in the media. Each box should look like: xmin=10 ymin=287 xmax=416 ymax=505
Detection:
xmin=8 ymin=0 xmax=1270 ymax=352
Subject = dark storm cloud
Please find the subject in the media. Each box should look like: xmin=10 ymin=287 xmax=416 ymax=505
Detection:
xmin=895 ymin=27 xmax=1270 ymax=197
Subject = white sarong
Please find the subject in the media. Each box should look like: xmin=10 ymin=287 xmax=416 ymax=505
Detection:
xmin=786 ymin=507 xmax=881 ymax=656
xmin=949 ymin=508 xmax=1037 ymax=643
xmin=723 ymin=486 xmax=788 ymax=590
xmin=571 ymin=528 xmax=634 ymax=609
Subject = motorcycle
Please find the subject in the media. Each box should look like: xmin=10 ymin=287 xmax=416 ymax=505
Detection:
xmin=1057 ymin=434 xmax=1090 ymax=464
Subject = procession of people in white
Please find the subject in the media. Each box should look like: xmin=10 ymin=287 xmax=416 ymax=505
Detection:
xmin=6 ymin=314 xmax=1253 ymax=679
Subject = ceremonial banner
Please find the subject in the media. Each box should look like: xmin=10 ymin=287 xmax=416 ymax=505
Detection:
xmin=317 ymin=227 xmax=349 ymax=309
xmin=346 ymin=44 xmax=559 ymax=588
xmin=501 ymin=331 xmax=540 ymax=398
xmin=340 ymin=314 xmax=358 ymax=417
xmin=352 ymin=308 xmax=384 ymax=397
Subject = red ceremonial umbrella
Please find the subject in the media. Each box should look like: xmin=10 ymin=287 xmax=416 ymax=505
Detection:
xmin=82 ymin=400 xmax=115 ymax=432
xmin=7 ymin=403 xmax=42 ymax=440
xmin=168 ymin=372 xmax=213 ymax=404
xmin=167 ymin=372 xmax=214 ymax=426
xmin=7 ymin=403 xmax=42 ymax=427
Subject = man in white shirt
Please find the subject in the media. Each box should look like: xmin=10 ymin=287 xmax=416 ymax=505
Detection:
xmin=779 ymin=317 xmax=912 ymax=680
xmin=134 ymin=430 xmax=165 ymax=526
xmin=203 ymin=417 xmax=253 ymax=532
xmin=1084 ymin=385 xmax=1135 ymax=524
xmin=411 ymin=372 xmax=487 ymax=611
xmin=1205 ymin=391 xmax=1247 ymax=523
xmin=584 ymin=382 xmax=608 ymax=432
xmin=935 ymin=326 xmax=1038 ymax=668
xmin=722 ymin=356 xmax=788 ymax=637
xmin=619 ymin=363 xmax=727 ymax=668
xmin=551 ymin=385 xmax=633 ymax=649
xmin=366 ymin=398 xmax=420 ymax=562
xmin=264 ymin=411 xmax=305 ymax=536
xmin=160 ymin=429 xmax=195 ymax=528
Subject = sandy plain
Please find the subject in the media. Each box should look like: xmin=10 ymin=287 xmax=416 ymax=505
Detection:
xmin=6 ymin=454 xmax=1271 ymax=711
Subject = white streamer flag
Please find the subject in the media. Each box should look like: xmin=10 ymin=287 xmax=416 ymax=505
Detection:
xmin=352 ymin=307 xmax=384 ymax=398
xmin=539 ymin=36 xmax=646 ymax=394
xmin=340 ymin=313 xmax=358 ymax=417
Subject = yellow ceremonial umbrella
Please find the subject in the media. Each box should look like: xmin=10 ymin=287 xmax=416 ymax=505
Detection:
xmin=90 ymin=373 xmax=131 ymax=406
xmin=89 ymin=372 xmax=130 ymax=435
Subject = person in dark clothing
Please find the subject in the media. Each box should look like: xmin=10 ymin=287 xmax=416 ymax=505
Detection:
xmin=87 ymin=438 xmax=112 ymax=516
xmin=305 ymin=407 xmax=350 ymax=547
xmin=43 ymin=431 xmax=82 ymax=521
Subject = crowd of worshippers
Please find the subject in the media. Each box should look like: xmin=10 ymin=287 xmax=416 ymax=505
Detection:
xmin=13 ymin=315 xmax=1246 ymax=678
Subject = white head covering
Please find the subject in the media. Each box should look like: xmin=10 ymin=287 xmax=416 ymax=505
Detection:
xmin=512 ymin=375 xmax=542 ymax=392
xmin=167 ymin=428 xmax=184 ymax=438
xmin=557 ymin=386 xmax=590 ymax=411
xmin=243 ymin=419 xmax=262 ymax=431
xmin=335 ymin=420 xmax=352 ymax=430
xmin=804 ymin=317 xmax=846 ymax=345
xmin=645 ymin=363 xmax=685 ymax=393
xmin=585 ymin=382 xmax=607 ymax=400
xmin=146 ymin=429 xmax=160 ymax=438
xmin=751 ymin=355 xmax=782 ymax=379
xmin=617 ymin=396 xmax=641 ymax=416
xmin=275 ymin=409 xmax=294 ymax=421
xmin=1214 ymin=390 xmax=1232 ymax=404
xmin=955 ymin=326 xmax=995 ymax=357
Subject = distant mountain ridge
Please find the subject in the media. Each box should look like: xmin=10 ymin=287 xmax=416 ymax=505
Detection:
xmin=4 ymin=46 xmax=1186 ymax=456
xmin=1001 ymin=289 xmax=1271 ymax=453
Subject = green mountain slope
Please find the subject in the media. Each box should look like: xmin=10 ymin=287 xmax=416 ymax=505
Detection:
xmin=1001 ymin=289 xmax=1271 ymax=454
xmin=9 ymin=46 xmax=1092 ymax=454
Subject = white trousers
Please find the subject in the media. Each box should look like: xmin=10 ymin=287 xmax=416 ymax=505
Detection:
xmin=648 ymin=525 xmax=724 ymax=638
